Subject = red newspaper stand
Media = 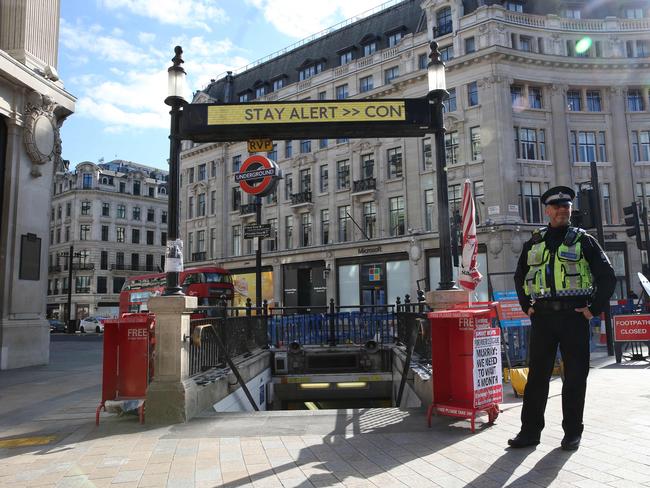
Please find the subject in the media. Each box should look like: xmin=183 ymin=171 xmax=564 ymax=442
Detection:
xmin=427 ymin=307 xmax=503 ymax=432
xmin=96 ymin=313 xmax=155 ymax=425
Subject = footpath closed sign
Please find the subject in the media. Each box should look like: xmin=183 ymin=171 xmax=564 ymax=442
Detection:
xmin=473 ymin=328 xmax=503 ymax=408
xmin=613 ymin=314 xmax=650 ymax=341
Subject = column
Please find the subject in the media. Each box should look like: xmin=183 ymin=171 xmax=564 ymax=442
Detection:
xmin=608 ymin=87 xmax=633 ymax=220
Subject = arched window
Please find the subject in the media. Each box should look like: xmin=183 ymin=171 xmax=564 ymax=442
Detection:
xmin=436 ymin=7 xmax=453 ymax=37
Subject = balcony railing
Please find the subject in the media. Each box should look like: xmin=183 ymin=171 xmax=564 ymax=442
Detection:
xmin=75 ymin=287 xmax=91 ymax=294
xmin=240 ymin=203 xmax=257 ymax=215
xmin=48 ymin=265 xmax=62 ymax=273
xmin=110 ymin=264 xmax=154 ymax=272
xmin=72 ymin=263 xmax=95 ymax=271
xmin=352 ymin=177 xmax=376 ymax=193
xmin=191 ymin=252 xmax=207 ymax=262
xmin=290 ymin=191 xmax=312 ymax=206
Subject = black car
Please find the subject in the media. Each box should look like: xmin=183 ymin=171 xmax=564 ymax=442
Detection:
xmin=49 ymin=319 xmax=66 ymax=333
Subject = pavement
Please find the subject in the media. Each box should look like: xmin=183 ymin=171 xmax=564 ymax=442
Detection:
xmin=0 ymin=335 xmax=649 ymax=488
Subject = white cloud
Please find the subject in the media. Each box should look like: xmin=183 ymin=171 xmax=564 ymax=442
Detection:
xmin=138 ymin=32 xmax=156 ymax=44
xmin=60 ymin=18 xmax=155 ymax=66
xmin=98 ymin=0 xmax=227 ymax=32
xmin=246 ymin=0 xmax=386 ymax=38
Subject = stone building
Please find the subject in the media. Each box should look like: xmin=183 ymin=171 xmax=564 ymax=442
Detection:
xmin=0 ymin=0 xmax=75 ymax=368
xmin=47 ymin=160 xmax=169 ymax=321
xmin=179 ymin=0 xmax=650 ymax=309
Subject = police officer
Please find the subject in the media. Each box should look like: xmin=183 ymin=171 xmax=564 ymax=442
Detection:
xmin=510 ymin=186 xmax=616 ymax=450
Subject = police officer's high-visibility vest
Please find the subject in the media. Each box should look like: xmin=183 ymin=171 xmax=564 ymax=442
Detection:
xmin=523 ymin=227 xmax=593 ymax=299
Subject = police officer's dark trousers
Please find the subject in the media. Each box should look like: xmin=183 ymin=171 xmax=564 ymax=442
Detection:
xmin=520 ymin=309 xmax=591 ymax=437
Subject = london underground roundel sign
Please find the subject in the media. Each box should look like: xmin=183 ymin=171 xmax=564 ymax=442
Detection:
xmin=235 ymin=155 xmax=281 ymax=196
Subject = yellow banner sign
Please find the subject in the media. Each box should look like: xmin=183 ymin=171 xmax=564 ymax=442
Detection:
xmin=247 ymin=138 xmax=273 ymax=153
xmin=208 ymin=101 xmax=406 ymax=125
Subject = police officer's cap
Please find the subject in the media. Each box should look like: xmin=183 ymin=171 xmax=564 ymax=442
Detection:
xmin=541 ymin=186 xmax=575 ymax=206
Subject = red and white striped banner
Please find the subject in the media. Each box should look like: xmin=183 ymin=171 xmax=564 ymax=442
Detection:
xmin=459 ymin=179 xmax=483 ymax=291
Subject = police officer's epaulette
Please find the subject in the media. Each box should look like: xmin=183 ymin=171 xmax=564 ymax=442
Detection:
xmin=531 ymin=227 xmax=547 ymax=244
xmin=563 ymin=226 xmax=586 ymax=246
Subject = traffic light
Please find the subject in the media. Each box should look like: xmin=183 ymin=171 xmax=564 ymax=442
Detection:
xmin=575 ymin=188 xmax=597 ymax=229
xmin=623 ymin=202 xmax=643 ymax=250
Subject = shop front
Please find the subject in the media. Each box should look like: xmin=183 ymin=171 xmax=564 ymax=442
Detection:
xmin=283 ymin=261 xmax=327 ymax=308
xmin=230 ymin=266 xmax=275 ymax=307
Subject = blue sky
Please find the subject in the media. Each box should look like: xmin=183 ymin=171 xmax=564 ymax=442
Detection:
xmin=58 ymin=0 xmax=390 ymax=171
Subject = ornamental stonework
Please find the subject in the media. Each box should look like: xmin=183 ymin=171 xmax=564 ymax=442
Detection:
xmin=23 ymin=91 xmax=62 ymax=177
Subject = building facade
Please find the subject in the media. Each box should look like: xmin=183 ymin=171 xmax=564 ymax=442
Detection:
xmin=48 ymin=160 xmax=168 ymax=321
xmin=179 ymin=0 xmax=650 ymax=309
xmin=0 ymin=0 xmax=76 ymax=369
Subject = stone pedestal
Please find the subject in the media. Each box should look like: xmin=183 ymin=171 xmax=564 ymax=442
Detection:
xmin=145 ymin=295 xmax=198 ymax=424
xmin=425 ymin=289 xmax=471 ymax=310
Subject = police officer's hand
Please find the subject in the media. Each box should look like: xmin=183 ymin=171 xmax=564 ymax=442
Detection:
xmin=575 ymin=306 xmax=594 ymax=320
xmin=527 ymin=307 xmax=534 ymax=317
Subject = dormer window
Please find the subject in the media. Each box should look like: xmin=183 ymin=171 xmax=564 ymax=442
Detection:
xmin=387 ymin=31 xmax=402 ymax=47
xmin=339 ymin=50 xmax=353 ymax=65
xmin=363 ymin=42 xmax=376 ymax=56
xmin=270 ymin=75 xmax=287 ymax=91
xmin=298 ymin=61 xmax=324 ymax=81
xmin=239 ymin=92 xmax=250 ymax=102
xmin=505 ymin=1 xmax=523 ymax=12
xmin=254 ymin=82 xmax=268 ymax=98
xmin=626 ymin=8 xmax=644 ymax=19
xmin=562 ymin=8 xmax=581 ymax=19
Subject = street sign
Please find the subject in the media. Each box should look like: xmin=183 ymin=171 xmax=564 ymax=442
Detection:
xmin=248 ymin=138 xmax=273 ymax=153
xmin=244 ymin=224 xmax=272 ymax=239
xmin=180 ymin=98 xmax=432 ymax=142
xmin=613 ymin=314 xmax=650 ymax=342
xmin=236 ymin=155 xmax=281 ymax=196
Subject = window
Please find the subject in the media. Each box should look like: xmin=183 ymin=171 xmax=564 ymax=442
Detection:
xmin=198 ymin=164 xmax=206 ymax=181
xmin=267 ymin=144 xmax=277 ymax=161
xmin=321 ymin=209 xmax=329 ymax=245
xmin=389 ymin=196 xmax=405 ymax=236
xmin=80 ymin=201 xmax=91 ymax=215
xmin=436 ymin=7 xmax=452 ymax=36
xmin=467 ymin=81 xmax=478 ymax=106
xmin=339 ymin=50 xmax=353 ymax=65
xmin=161 ymin=231 xmax=167 ymax=245
xmin=361 ymin=154 xmax=374 ymax=179
xmin=188 ymin=168 xmax=194 ymax=183
xmin=197 ymin=230 xmax=205 ymax=254
xmin=285 ymin=140 xmax=293 ymax=158
xmin=131 ymin=253 xmax=139 ymax=270
xmin=632 ymin=131 xmax=650 ymax=162
xmin=336 ymin=137 xmax=349 ymax=144
xmin=267 ymin=218 xmax=277 ymax=252
xmin=266 ymin=187 xmax=277 ymax=205
xmin=338 ymin=206 xmax=351 ymax=242
xmin=628 ymin=89 xmax=645 ymax=111
xmin=319 ymin=165 xmax=328 ymax=192
xmin=586 ymin=90 xmax=602 ymax=112
xmin=506 ymin=1 xmax=523 ymax=12
xmin=387 ymin=31 xmax=402 ymax=47
xmin=511 ymin=85 xmax=524 ymax=107
xmin=445 ymin=131 xmax=459 ymax=165
xmin=148 ymin=186 xmax=154 ymax=197
xmin=115 ymin=226 xmax=124 ymax=243
xmin=56 ymin=228 xmax=61 ymax=243
xmin=119 ymin=181 xmax=126 ymax=193
xmin=97 ymin=276 xmax=107 ymax=294
xmin=232 ymin=187 xmax=241 ymax=211
xmin=65 ymin=226 xmax=70 ymax=242
xmin=599 ymin=183 xmax=612 ymax=225
xmin=132 ymin=229 xmax=140 ymax=244
xmin=384 ymin=66 xmax=399 ymax=84
xmin=211 ymin=160 xmax=217 ymax=177
xmin=117 ymin=204 xmax=126 ymax=219
xmin=272 ymin=78 xmax=285 ymax=91
xmin=161 ymin=211 xmax=167 ymax=224
xmin=562 ymin=8 xmax=581 ymax=19
xmin=255 ymin=85 xmax=266 ymax=98
xmin=425 ymin=189 xmax=434 ymax=231
xmin=198 ymin=193 xmax=206 ymax=217
xmin=528 ymin=87 xmax=542 ymax=109
xmin=570 ymin=131 xmax=607 ymax=162
xmin=299 ymin=62 xmax=323 ymax=81
xmin=147 ymin=230 xmax=154 ymax=245
xmin=469 ymin=127 xmax=481 ymax=160
xmin=359 ymin=75 xmax=373 ymax=93
xmin=284 ymin=173 xmax=293 ymax=200
xmin=82 ymin=173 xmax=92 ymax=189
xmin=133 ymin=181 xmax=141 ymax=196
xmin=363 ymin=201 xmax=376 ymax=239
xmin=318 ymin=91 xmax=327 ymax=100
xmin=626 ymin=8 xmax=644 ymax=19
xmin=422 ymin=138 xmax=432 ymax=170
xmin=363 ymin=42 xmax=376 ymax=56
xmin=319 ymin=139 xmax=328 ymax=149
xmin=285 ymin=215 xmax=293 ymax=249
xmin=440 ymin=45 xmax=454 ymax=61
xmin=520 ymin=182 xmax=545 ymax=223
xmin=515 ymin=127 xmax=546 ymax=160
xmin=465 ymin=37 xmax=476 ymax=54
xmin=300 ymin=139 xmax=311 ymax=153
xmin=116 ymin=252 xmax=124 ymax=269
xmin=637 ymin=40 xmax=649 ymax=57
xmin=132 ymin=207 xmax=141 ymax=221
xmin=209 ymin=191 xmax=216 ymax=215
xmin=300 ymin=213 xmax=312 ymax=247
xmin=238 ymin=93 xmax=249 ymax=102
xmin=519 ymin=36 xmax=532 ymax=52
xmin=188 ymin=196 xmax=194 ymax=219
xmin=443 ymin=88 xmax=457 ymax=112
xmin=299 ymin=168 xmax=311 ymax=193
xmin=65 ymin=202 xmax=71 ymax=217
xmin=232 ymin=155 xmax=241 ymax=172
xmin=231 ymin=225 xmax=241 ymax=256
xmin=337 ymin=160 xmax=350 ymax=189
xmin=387 ymin=148 xmax=402 ymax=178
xmin=101 ymin=225 xmax=109 ymax=241
xmin=80 ymin=224 xmax=90 ymax=241
xmin=111 ymin=277 xmax=124 ymax=294
xmin=335 ymin=84 xmax=348 ymax=100
xmin=418 ymin=53 xmax=428 ymax=70
xmin=567 ymin=90 xmax=582 ymax=111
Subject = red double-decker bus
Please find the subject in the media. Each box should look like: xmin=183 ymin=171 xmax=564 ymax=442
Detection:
xmin=119 ymin=266 xmax=234 ymax=316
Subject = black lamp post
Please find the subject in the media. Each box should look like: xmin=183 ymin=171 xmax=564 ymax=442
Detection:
xmin=428 ymin=40 xmax=456 ymax=290
xmin=163 ymin=46 xmax=186 ymax=296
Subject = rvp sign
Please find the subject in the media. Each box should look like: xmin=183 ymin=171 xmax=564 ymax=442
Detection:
xmin=235 ymin=155 xmax=281 ymax=196
xmin=613 ymin=314 xmax=650 ymax=342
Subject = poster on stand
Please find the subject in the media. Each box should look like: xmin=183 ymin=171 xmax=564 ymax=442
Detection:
xmin=493 ymin=290 xmax=530 ymax=328
xmin=473 ymin=328 xmax=503 ymax=407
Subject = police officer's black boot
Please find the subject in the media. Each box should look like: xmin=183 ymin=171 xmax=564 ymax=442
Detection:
xmin=560 ymin=433 xmax=581 ymax=451
xmin=507 ymin=432 xmax=540 ymax=448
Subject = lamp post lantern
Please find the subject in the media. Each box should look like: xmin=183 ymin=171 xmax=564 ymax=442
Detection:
xmin=428 ymin=40 xmax=456 ymax=290
xmin=163 ymin=46 xmax=186 ymax=296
